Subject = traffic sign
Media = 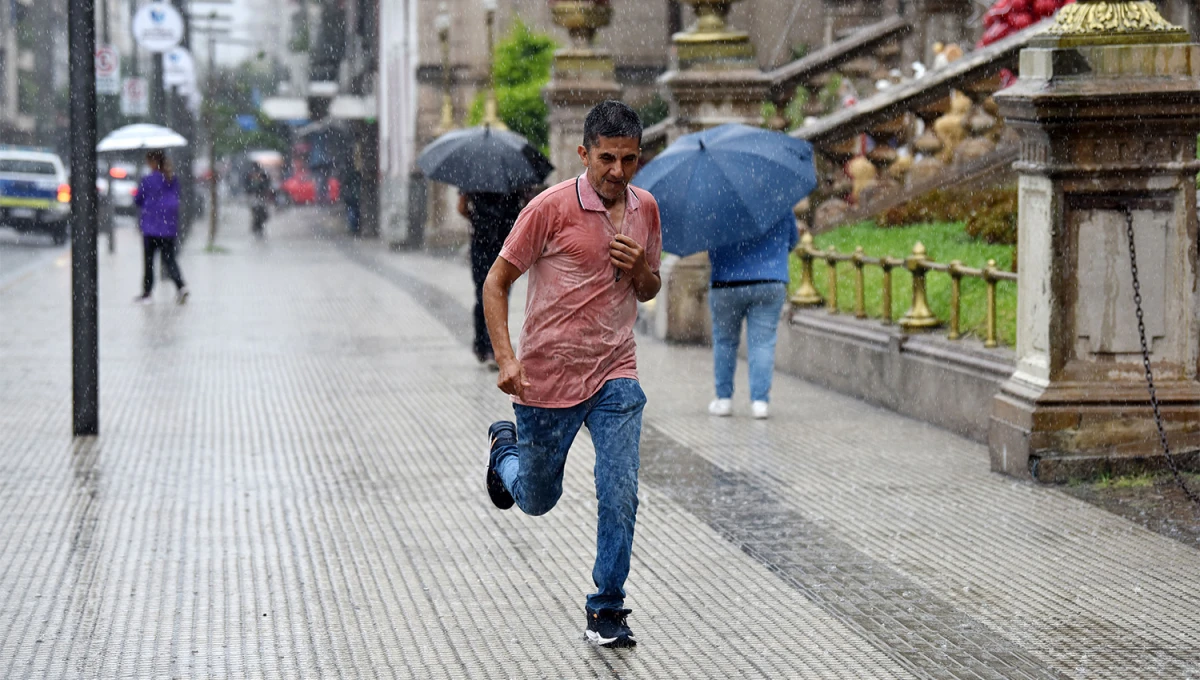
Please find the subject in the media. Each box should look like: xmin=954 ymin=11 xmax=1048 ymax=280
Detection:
xmin=132 ymin=2 xmax=185 ymax=53
xmin=95 ymin=45 xmax=121 ymax=95
xmin=121 ymin=77 xmax=150 ymax=116
xmin=164 ymin=47 xmax=196 ymax=89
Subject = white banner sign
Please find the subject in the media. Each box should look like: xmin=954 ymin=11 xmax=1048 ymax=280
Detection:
xmin=132 ymin=2 xmax=184 ymax=53
xmin=120 ymin=77 xmax=150 ymax=116
xmin=95 ymin=45 xmax=121 ymax=95
xmin=164 ymin=47 xmax=196 ymax=89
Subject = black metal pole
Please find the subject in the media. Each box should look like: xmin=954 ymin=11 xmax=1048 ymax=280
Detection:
xmin=150 ymin=53 xmax=165 ymax=124
xmin=69 ymin=0 xmax=99 ymax=436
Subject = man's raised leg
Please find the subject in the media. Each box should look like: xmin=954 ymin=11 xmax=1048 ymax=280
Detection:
xmin=488 ymin=404 xmax=585 ymax=516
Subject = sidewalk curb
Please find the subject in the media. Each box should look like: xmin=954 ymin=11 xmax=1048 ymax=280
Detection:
xmin=0 ymin=246 xmax=66 ymax=293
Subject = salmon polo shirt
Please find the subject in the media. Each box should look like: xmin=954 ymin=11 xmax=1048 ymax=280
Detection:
xmin=499 ymin=174 xmax=662 ymax=408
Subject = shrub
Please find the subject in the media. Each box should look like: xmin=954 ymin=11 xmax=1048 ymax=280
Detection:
xmin=878 ymin=186 xmax=1017 ymax=245
xmin=467 ymin=19 xmax=557 ymax=152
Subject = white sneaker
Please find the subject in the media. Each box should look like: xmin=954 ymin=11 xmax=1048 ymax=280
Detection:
xmin=708 ymin=399 xmax=732 ymax=417
xmin=176 ymin=287 xmax=190 ymax=305
xmin=133 ymin=294 xmax=152 ymax=305
xmin=751 ymin=401 xmax=769 ymax=419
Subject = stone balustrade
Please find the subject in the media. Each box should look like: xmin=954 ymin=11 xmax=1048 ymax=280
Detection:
xmin=788 ymin=21 xmax=1056 ymax=232
xmin=792 ymin=229 xmax=1016 ymax=347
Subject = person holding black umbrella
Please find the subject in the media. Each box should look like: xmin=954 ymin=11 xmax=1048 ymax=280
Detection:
xmin=457 ymin=189 xmax=525 ymax=368
xmin=416 ymin=120 xmax=556 ymax=368
xmin=480 ymin=101 xmax=661 ymax=649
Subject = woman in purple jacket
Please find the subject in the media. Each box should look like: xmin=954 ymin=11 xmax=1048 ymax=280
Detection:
xmin=134 ymin=150 xmax=188 ymax=304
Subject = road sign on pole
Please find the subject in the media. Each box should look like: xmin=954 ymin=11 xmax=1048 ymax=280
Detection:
xmin=95 ymin=44 xmax=120 ymax=94
xmin=132 ymin=2 xmax=184 ymax=53
xmin=121 ymin=77 xmax=150 ymax=116
xmin=164 ymin=46 xmax=196 ymax=90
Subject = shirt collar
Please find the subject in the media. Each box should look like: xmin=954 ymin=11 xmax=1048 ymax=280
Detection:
xmin=575 ymin=174 xmax=640 ymax=214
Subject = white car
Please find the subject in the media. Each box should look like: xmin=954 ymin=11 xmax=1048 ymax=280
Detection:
xmin=98 ymin=160 xmax=141 ymax=216
xmin=0 ymin=147 xmax=70 ymax=244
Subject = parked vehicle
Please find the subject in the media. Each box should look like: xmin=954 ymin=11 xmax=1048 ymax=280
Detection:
xmin=0 ymin=147 xmax=71 ymax=244
xmin=97 ymin=160 xmax=141 ymax=216
xmin=279 ymin=171 xmax=340 ymax=205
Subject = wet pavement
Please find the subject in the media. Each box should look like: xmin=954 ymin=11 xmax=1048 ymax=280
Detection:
xmin=1 ymin=204 xmax=1199 ymax=679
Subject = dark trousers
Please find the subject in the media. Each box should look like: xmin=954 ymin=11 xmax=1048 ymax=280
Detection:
xmin=143 ymin=235 xmax=186 ymax=295
xmin=345 ymin=197 xmax=360 ymax=234
xmin=471 ymin=237 xmax=504 ymax=360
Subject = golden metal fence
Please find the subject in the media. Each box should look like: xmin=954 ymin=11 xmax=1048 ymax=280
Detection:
xmin=790 ymin=231 xmax=1017 ymax=348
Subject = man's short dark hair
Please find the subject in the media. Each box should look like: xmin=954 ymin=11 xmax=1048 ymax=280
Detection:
xmin=583 ymin=100 xmax=643 ymax=150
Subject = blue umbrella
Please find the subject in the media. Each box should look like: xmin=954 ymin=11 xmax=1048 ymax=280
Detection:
xmin=633 ymin=123 xmax=816 ymax=257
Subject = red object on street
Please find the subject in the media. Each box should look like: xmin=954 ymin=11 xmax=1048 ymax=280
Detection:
xmin=280 ymin=171 xmax=341 ymax=205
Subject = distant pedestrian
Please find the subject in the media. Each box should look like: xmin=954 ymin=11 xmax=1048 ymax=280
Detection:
xmin=457 ymin=189 xmax=524 ymax=368
xmin=706 ymin=215 xmax=797 ymax=419
xmin=134 ymin=150 xmax=188 ymax=305
xmin=343 ymin=160 xmax=363 ymax=236
xmin=244 ymin=163 xmax=272 ymax=237
xmin=482 ymin=101 xmax=661 ymax=649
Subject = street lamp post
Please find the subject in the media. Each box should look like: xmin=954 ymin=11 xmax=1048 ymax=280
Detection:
xmin=482 ymin=0 xmax=505 ymax=129
xmin=436 ymin=4 xmax=454 ymax=134
xmin=68 ymin=0 xmax=99 ymax=435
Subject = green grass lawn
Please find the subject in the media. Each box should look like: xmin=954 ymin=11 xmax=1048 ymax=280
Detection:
xmin=789 ymin=222 xmax=1017 ymax=347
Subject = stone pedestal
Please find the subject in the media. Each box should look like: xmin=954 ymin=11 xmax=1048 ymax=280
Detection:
xmin=990 ymin=36 xmax=1200 ymax=481
xmin=654 ymin=12 xmax=769 ymax=343
xmin=543 ymin=52 xmax=621 ymax=185
xmin=543 ymin=0 xmax=621 ymax=185
xmin=652 ymin=253 xmax=714 ymax=344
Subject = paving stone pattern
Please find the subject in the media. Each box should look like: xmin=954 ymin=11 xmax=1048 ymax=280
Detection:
xmin=0 ymin=207 xmax=1198 ymax=678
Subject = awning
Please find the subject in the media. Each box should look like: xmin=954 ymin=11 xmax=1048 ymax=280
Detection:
xmin=330 ymin=95 xmax=377 ymax=120
xmin=261 ymin=97 xmax=310 ymax=122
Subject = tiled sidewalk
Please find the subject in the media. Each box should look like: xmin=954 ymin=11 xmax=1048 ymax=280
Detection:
xmin=0 ymin=205 xmax=1197 ymax=679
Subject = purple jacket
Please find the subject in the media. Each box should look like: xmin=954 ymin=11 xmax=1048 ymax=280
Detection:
xmin=135 ymin=171 xmax=180 ymax=238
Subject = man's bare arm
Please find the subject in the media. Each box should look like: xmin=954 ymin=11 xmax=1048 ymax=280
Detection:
xmin=483 ymin=257 xmax=531 ymax=397
xmin=631 ymin=267 xmax=661 ymax=303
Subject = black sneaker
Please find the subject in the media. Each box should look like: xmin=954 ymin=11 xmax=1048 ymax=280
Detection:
xmin=584 ymin=608 xmax=636 ymax=648
xmin=486 ymin=421 xmax=516 ymax=510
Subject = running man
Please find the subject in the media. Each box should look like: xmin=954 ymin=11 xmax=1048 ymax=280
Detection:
xmin=482 ymin=101 xmax=661 ymax=648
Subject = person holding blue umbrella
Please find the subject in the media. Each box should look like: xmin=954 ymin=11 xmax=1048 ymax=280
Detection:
xmin=634 ymin=123 xmax=816 ymax=418
xmin=706 ymin=214 xmax=798 ymax=419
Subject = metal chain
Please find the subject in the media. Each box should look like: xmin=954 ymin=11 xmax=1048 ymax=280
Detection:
xmin=1123 ymin=209 xmax=1200 ymax=504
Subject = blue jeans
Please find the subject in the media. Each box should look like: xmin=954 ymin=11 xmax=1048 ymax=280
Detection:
xmin=493 ymin=378 xmax=645 ymax=612
xmin=709 ymin=282 xmax=787 ymax=402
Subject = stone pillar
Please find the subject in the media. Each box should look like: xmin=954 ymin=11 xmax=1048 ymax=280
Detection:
xmin=989 ymin=2 xmax=1200 ymax=481
xmin=543 ymin=0 xmax=621 ymax=185
xmin=655 ymin=0 xmax=770 ymax=343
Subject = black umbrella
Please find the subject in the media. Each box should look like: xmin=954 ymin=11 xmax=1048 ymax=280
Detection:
xmin=416 ymin=125 xmax=554 ymax=194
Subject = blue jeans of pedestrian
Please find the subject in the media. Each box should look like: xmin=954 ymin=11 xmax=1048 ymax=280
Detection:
xmin=493 ymin=378 xmax=645 ymax=613
xmin=709 ymin=282 xmax=787 ymax=402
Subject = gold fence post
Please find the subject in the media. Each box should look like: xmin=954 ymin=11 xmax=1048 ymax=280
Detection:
xmin=984 ymin=258 xmax=998 ymax=348
xmin=881 ymin=258 xmax=894 ymax=324
xmin=790 ymin=231 xmax=823 ymax=307
xmin=948 ymin=260 xmax=962 ymax=340
xmin=899 ymin=242 xmax=939 ymax=331
xmin=825 ymin=247 xmax=839 ymax=314
xmin=852 ymin=246 xmax=866 ymax=319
